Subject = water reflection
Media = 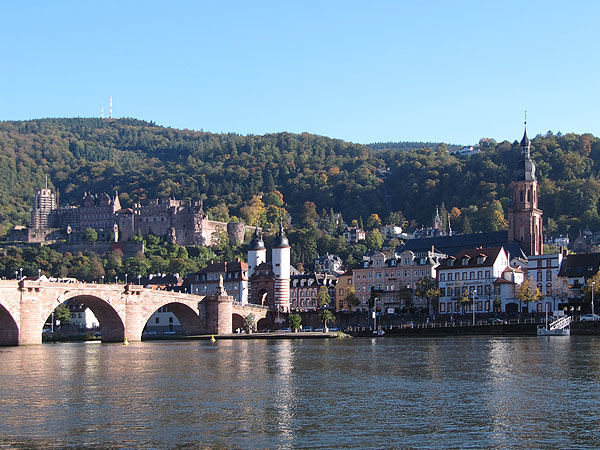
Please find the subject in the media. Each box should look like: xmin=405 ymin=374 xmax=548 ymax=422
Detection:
xmin=2 ymin=337 xmax=600 ymax=449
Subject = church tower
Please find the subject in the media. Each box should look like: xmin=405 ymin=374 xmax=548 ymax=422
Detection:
xmin=508 ymin=123 xmax=543 ymax=255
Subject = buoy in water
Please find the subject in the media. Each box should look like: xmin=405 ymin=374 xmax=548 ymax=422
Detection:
xmin=210 ymin=335 xmax=216 ymax=342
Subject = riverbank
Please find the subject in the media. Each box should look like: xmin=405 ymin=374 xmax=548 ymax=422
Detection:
xmin=347 ymin=320 xmax=600 ymax=337
xmin=144 ymin=331 xmax=348 ymax=341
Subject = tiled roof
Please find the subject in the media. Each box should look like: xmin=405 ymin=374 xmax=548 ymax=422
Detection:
xmin=438 ymin=247 xmax=504 ymax=269
xmin=558 ymin=253 xmax=600 ymax=277
xmin=400 ymin=231 xmax=525 ymax=259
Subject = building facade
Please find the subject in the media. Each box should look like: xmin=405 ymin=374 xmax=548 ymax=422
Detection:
xmin=352 ymin=248 xmax=444 ymax=312
xmin=185 ymin=260 xmax=249 ymax=304
xmin=437 ymin=247 xmax=515 ymax=315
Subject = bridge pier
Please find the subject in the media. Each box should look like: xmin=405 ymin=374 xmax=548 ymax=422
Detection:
xmin=205 ymin=291 xmax=233 ymax=335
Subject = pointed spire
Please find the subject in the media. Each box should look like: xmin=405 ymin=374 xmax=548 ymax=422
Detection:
xmin=520 ymin=111 xmax=530 ymax=150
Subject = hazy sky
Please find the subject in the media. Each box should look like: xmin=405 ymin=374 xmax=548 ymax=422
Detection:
xmin=1 ymin=1 xmax=598 ymax=145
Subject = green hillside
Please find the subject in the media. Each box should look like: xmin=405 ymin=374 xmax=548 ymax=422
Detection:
xmin=1 ymin=118 xmax=599 ymax=240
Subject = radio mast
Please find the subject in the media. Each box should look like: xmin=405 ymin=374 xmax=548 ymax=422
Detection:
xmin=109 ymin=96 xmax=113 ymax=119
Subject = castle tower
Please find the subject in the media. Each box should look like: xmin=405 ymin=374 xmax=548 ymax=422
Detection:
xmin=31 ymin=186 xmax=56 ymax=229
xmin=271 ymin=223 xmax=291 ymax=313
xmin=247 ymin=229 xmax=266 ymax=278
xmin=508 ymin=123 xmax=543 ymax=256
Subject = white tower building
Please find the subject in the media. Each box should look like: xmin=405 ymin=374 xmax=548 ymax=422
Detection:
xmin=247 ymin=229 xmax=266 ymax=278
xmin=272 ymin=223 xmax=291 ymax=312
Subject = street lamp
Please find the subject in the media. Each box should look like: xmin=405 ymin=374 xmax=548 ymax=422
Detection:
xmin=472 ymin=290 xmax=476 ymax=326
xmin=101 ymin=275 xmax=104 ymax=284
xmin=592 ymin=281 xmax=596 ymax=315
xmin=125 ymin=273 xmax=128 ymax=285
xmin=38 ymin=268 xmax=41 ymax=279
xmin=15 ymin=270 xmax=18 ymax=280
xmin=138 ymin=274 xmax=141 ymax=286
xmin=19 ymin=267 xmax=22 ymax=280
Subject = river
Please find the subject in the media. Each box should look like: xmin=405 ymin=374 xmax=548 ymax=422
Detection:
xmin=1 ymin=336 xmax=600 ymax=449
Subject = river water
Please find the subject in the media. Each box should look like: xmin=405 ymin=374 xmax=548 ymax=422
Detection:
xmin=1 ymin=336 xmax=599 ymax=449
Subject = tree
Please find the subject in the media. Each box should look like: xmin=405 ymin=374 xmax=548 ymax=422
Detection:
xmin=316 ymin=286 xmax=331 ymax=309
xmin=386 ymin=211 xmax=404 ymax=226
xmin=318 ymin=309 xmax=335 ymax=331
xmin=244 ymin=314 xmax=255 ymax=333
xmin=415 ymin=277 xmax=441 ymax=315
xmin=54 ymin=304 xmax=72 ymax=327
xmin=582 ymin=272 xmax=600 ymax=311
xmin=516 ymin=280 xmax=542 ymax=314
xmin=366 ymin=213 xmax=382 ymax=231
xmin=457 ymin=289 xmax=471 ymax=314
xmin=344 ymin=286 xmax=360 ymax=310
xmin=239 ymin=195 xmax=266 ymax=226
xmin=288 ymin=313 xmax=302 ymax=332
xmin=366 ymin=229 xmax=384 ymax=250
xmin=83 ymin=228 xmax=98 ymax=243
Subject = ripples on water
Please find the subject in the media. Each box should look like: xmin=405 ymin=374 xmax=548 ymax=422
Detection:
xmin=2 ymin=337 xmax=600 ymax=449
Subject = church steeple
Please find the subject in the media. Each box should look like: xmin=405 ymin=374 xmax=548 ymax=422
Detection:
xmin=508 ymin=118 xmax=543 ymax=256
xmin=514 ymin=120 xmax=536 ymax=183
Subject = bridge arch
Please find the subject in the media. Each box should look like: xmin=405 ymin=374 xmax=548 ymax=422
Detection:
xmin=141 ymin=301 xmax=204 ymax=339
xmin=232 ymin=313 xmax=246 ymax=332
xmin=44 ymin=294 xmax=125 ymax=343
xmin=0 ymin=303 xmax=19 ymax=346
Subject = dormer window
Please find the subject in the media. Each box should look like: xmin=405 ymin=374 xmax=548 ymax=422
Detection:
xmin=448 ymin=259 xmax=455 ymax=267
xmin=477 ymin=255 xmax=486 ymax=264
xmin=461 ymin=257 xmax=470 ymax=266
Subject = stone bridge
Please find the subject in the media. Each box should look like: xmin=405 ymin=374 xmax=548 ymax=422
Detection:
xmin=0 ymin=280 xmax=270 ymax=346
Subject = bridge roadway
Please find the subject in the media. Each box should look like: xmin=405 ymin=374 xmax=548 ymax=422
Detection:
xmin=0 ymin=280 xmax=269 ymax=346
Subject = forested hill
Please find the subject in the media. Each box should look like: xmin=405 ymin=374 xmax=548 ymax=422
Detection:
xmin=0 ymin=118 xmax=599 ymax=239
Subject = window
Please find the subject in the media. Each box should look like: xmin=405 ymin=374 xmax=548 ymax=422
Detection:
xmin=537 ymin=271 xmax=543 ymax=282
xmin=485 ymin=270 xmax=490 ymax=279
xmin=470 ymin=271 xmax=474 ymax=279
xmin=448 ymin=273 xmax=453 ymax=281
xmin=439 ymin=288 xmax=445 ymax=297
xmin=477 ymin=271 xmax=482 ymax=279
xmin=339 ymin=289 xmax=344 ymax=296
xmin=440 ymin=273 xmax=446 ymax=282
xmin=440 ymin=303 xmax=446 ymax=312
xmin=462 ymin=272 xmax=467 ymax=280
xmin=477 ymin=286 xmax=482 ymax=296
xmin=546 ymin=270 xmax=552 ymax=281
xmin=155 ymin=317 xmax=160 ymax=324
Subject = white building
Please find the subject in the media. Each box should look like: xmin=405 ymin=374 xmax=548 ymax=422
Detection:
xmin=526 ymin=253 xmax=565 ymax=313
xmin=68 ymin=303 xmax=99 ymax=330
xmin=437 ymin=246 xmax=518 ymax=315
xmin=145 ymin=305 xmax=182 ymax=333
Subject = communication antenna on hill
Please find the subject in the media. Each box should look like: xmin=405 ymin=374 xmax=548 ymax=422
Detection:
xmin=101 ymin=107 xmax=104 ymax=119
xmin=110 ymin=96 xmax=113 ymax=119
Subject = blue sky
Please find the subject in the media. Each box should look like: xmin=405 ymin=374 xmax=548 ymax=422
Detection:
xmin=1 ymin=1 xmax=598 ymax=145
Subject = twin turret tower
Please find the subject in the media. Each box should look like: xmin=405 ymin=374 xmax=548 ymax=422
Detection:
xmin=247 ymin=225 xmax=291 ymax=317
